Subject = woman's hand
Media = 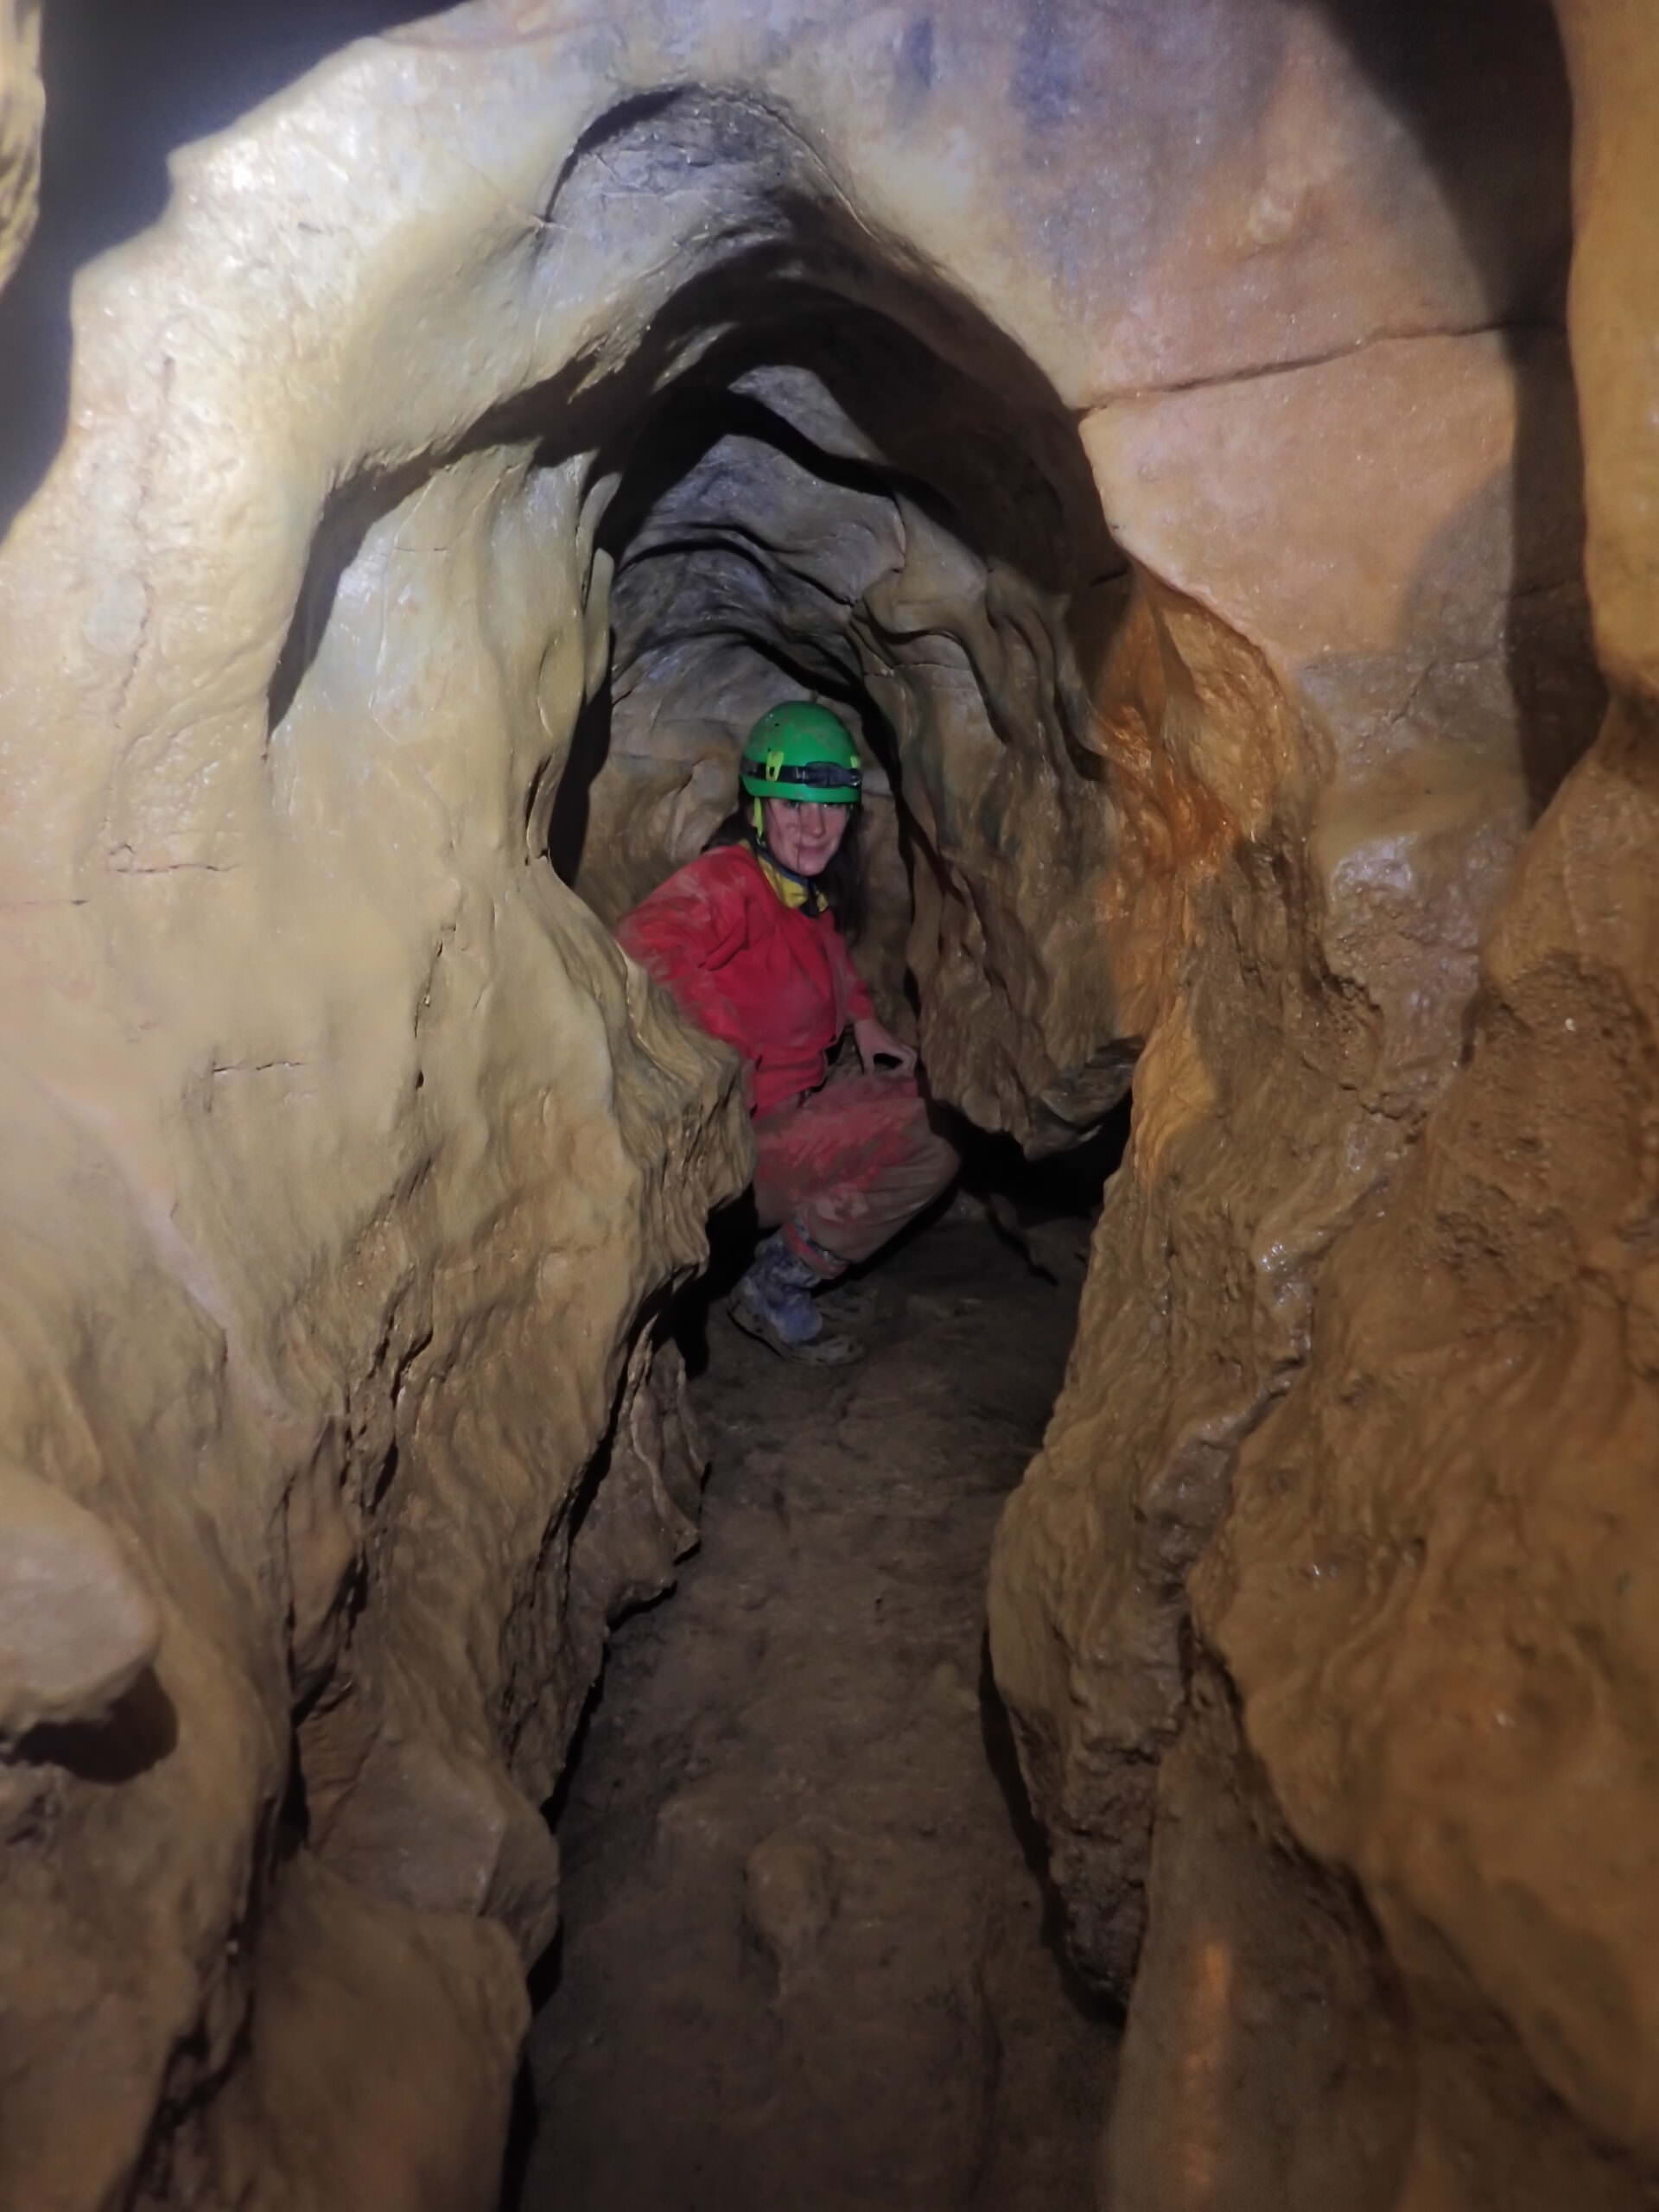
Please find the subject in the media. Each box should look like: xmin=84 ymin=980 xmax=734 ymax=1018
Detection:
xmin=853 ymin=1015 xmax=918 ymax=1078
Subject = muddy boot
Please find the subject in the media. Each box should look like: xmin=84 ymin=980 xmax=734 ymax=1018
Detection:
xmin=728 ymin=1231 xmax=865 ymax=1366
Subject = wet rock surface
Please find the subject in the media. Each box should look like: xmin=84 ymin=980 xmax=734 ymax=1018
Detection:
xmin=517 ymin=1209 xmax=1116 ymax=2212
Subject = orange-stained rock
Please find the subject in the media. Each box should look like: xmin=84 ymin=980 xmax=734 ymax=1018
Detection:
xmin=1196 ymin=709 xmax=1659 ymax=2205
xmin=1138 ymin=25 xmax=1659 ymax=2183
xmin=1103 ymin=1666 xmax=1416 ymax=2212
xmin=1022 ymin=9 xmax=1659 ymax=2207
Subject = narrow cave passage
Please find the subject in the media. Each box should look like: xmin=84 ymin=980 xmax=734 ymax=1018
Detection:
xmin=542 ymin=276 xmax=1130 ymax=1145
xmin=512 ymin=1168 xmax=1120 ymax=2212
xmin=508 ymin=266 xmax=1136 ymax=2208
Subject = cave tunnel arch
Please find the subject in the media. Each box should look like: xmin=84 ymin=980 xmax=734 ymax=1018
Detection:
xmin=246 ymin=77 xmax=1160 ymax=1154
xmin=534 ymin=260 xmax=1141 ymax=1157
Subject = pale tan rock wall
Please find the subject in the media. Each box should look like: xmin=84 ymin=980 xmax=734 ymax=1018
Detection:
xmin=0 ymin=30 xmax=760 ymax=2209
xmin=0 ymin=0 xmax=39 ymax=294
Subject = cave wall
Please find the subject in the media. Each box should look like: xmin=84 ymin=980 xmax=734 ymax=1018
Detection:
xmin=0 ymin=28 xmax=773 ymax=2209
xmin=571 ymin=321 xmax=1133 ymax=1133
xmin=977 ymin=0 xmax=1594 ymax=2009
xmin=0 ymin=0 xmax=37 ymax=290
xmin=1166 ymin=9 xmax=1659 ymax=2205
xmin=0 ymin=0 xmax=1630 ymax=2205
xmin=1011 ymin=4 xmax=1659 ymax=2208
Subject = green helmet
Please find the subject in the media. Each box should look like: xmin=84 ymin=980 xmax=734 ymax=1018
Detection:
xmin=740 ymin=702 xmax=862 ymax=804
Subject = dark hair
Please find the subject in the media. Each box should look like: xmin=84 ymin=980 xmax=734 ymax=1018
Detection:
xmin=705 ymin=802 xmax=868 ymax=944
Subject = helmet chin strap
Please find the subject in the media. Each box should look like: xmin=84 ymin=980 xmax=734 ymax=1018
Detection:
xmin=747 ymin=795 xmax=824 ymax=908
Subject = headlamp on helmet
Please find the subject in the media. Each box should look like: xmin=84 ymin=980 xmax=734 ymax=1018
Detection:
xmin=740 ymin=702 xmax=863 ymax=804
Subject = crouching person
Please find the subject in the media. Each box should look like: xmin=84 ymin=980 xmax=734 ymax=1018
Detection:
xmin=615 ymin=702 xmax=957 ymax=1365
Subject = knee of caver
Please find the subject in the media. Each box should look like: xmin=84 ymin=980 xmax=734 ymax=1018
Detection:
xmin=925 ymin=1129 xmax=961 ymax=1187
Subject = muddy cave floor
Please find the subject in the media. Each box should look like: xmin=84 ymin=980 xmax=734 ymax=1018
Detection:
xmin=510 ymin=1194 xmax=1120 ymax=2212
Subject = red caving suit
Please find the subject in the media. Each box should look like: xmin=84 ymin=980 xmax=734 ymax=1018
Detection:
xmin=615 ymin=842 xmax=957 ymax=1270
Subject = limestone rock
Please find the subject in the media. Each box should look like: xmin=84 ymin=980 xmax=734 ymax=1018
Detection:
xmin=1554 ymin=0 xmax=1659 ymax=703
xmin=0 ymin=29 xmax=760 ymax=2202
xmin=1193 ymin=709 xmax=1659 ymax=2204
xmin=0 ymin=0 xmax=40 ymax=296
xmin=986 ymin=0 xmax=1593 ymax=1993
xmin=0 ymin=1462 xmax=160 ymax=1743
xmin=199 ymin=1855 xmax=526 ymax=2212
xmin=995 ymin=9 xmax=1659 ymax=2208
xmin=1103 ymin=1670 xmax=1414 ymax=2212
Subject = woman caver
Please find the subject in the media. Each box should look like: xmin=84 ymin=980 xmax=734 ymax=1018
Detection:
xmin=615 ymin=702 xmax=958 ymax=1365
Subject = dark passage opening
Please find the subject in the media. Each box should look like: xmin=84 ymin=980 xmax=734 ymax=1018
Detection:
xmin=541 ymin=279 xmax=1125 ymax=980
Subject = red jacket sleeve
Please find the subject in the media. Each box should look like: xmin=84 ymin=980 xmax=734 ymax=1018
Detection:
xmin=823 ymin=917 xmax=874 ymax=1030
xmin=615 ymin=861 xmax=757 ymax=1083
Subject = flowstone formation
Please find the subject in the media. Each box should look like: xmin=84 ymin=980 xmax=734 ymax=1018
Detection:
xmin=0 ymin=1 xmax=1642 ymax=2208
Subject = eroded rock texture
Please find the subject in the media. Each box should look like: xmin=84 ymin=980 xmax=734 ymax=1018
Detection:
xmin=988 ymin=0 xmax=1592 ymax=1961
xmin=0 ymin=25 xmax=766 ymax=2211
xmin=1151 ymin=12 xmax=1659 ymax=2205
xmin=0 ymin=1 xmax=39 ymax=292
xmin=566 ymin=313 xmax=1128 ymax=1132
xmin=0 ymin=0 xmax=1638 ymax=2206
xmin=992 ymin=4 xmax=1659 ymax=2209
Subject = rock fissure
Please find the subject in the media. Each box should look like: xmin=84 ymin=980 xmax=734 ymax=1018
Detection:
xmin=1077 ymin=314 xmax=1569 ymax=414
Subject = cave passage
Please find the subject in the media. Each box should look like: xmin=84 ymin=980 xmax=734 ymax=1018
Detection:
xmin=508 ymin=256 xmax=1134 ymax=2209
xmin=542 ymin=264 xmax=1128 ymax=1124
xmin=510 ymin=1185 xmax=1119 ymax=2212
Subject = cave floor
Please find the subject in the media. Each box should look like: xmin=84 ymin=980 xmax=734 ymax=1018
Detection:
xmin=514 ymin=1203 xmax=1116 ymax=2212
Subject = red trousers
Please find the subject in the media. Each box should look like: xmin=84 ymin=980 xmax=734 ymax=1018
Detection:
xmin=752 ymin=1068 xmax=958 ymax=1273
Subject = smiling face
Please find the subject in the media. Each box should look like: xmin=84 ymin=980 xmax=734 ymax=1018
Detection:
xmin=763 ymin=796 xmax=853 ymax=878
